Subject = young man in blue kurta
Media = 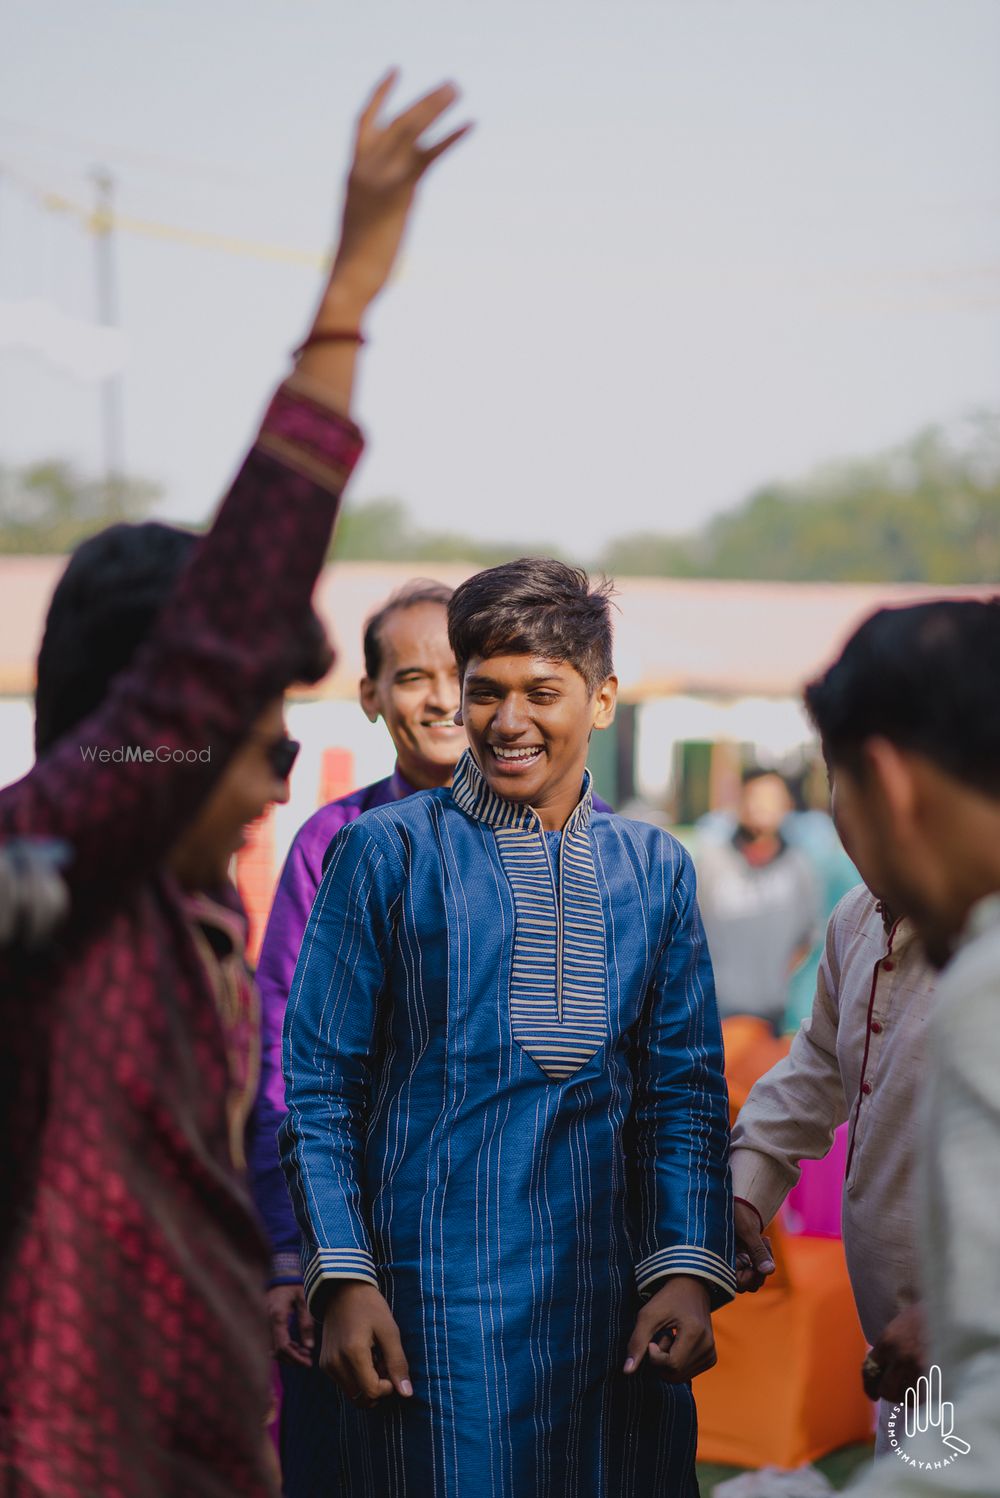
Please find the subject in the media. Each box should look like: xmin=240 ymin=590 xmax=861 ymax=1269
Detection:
xmin=280 ymin=559 xmax=734 ymax=1498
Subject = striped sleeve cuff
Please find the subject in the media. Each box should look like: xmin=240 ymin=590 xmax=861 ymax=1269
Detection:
xmin=268 ymin=1251 xmax=305 ymax=1289
xmin=635 ymin=1245 xmax=736 ymax=1309
xmin=303 ymin=1248 xmax=379 ymax=1312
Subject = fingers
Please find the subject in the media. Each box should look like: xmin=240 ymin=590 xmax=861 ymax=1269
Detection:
xmin=297 ymin=1293 xmax=316 ymax=1353
xmin=267 ymin=1289 xmax=312 ymax=1367
xmin=338 ymin=1339 xmax=390 ymax=1407
xmin=419 ymin=123 xmax=474 ymax=169
xmin=733 ymin=1206 xmax=776 ymax=1293
xmin=386 ymin=82 xmax=460 ymax=148
xmin=734 ymin=1252 xmax=766 ymax=1293
xmin=734 ymin=1244 xmax=774 ymax=1293
xmin=646 ymin=1322 xmax=718 ymax=1383
xmin=269 ymin=1306 xmax=293 ymax=1360
xmin=324 ymin=1315 xmax=411 ymax=1406
xmin=623 ymin=1309 xmax=657 ymax=1374
xmin=646 ymin=1335 xmax=717 ymax=1381
xmin=357 ymin=68 xmax=400 ymax=134
xmin=375 ymin=1314 xmax=414 ymax=1399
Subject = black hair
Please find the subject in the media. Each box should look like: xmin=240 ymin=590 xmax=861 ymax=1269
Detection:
xmin=447 ymin=558 xmax=615 ymax=692
xmin=362 ymin=579 xmax=454 ymax=680
xmin=804 ymin=598 xmax=1000 ymax=798
xmin=741 ymin=766 xmax=790 ymax=789
xmin=35 ymin=521 xmax=331 ymax=755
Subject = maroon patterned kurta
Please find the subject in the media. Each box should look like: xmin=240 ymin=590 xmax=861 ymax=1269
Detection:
xmin=0 ymin=378 xmax=362 ymax=1497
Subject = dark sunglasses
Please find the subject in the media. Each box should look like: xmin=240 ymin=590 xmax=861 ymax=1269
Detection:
xmin=265 ymin=735 xmax=301 ymax=780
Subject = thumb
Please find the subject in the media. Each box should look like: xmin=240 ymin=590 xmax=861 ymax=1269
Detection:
xmin=376 ymin=1313 xmax=413 ymax=1398
xmin=623 ymin=1310 xmax=655 ymax=1374
xmin=751 ymin=1233 xmax=776 ymax=1273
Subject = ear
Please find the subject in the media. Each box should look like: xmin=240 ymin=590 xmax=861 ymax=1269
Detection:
xmin=591 ymin=675 xmax=618 ymax=732
xmin=862 ymin=736 xmax=918 ymax=834
xmin=359 ymin=677 xmax=380 ymax=724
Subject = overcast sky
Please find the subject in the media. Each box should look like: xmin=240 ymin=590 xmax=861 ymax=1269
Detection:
xmin=2 ymin=0 xmax=999 ymax=554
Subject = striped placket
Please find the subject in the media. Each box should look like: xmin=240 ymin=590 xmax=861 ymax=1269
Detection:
xmin=450 ymin=751 xmax=608 ymax=1080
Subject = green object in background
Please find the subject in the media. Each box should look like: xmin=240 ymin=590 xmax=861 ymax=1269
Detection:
xmin=675 ymin=740 xmax=714 ymax=827
xmin=586 ymin=704 xmax=638 ymax=810
xmin=697 ymin=1441 xmax=874 ymax=1494
xmin=586 ymin=715 xmax=619 ymax=808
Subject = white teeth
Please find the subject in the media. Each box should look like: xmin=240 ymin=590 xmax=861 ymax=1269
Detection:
xmin=492 ymin=745 xmax=542 ymax=761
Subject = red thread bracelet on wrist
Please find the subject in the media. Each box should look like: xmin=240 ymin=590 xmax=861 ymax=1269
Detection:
xmin=733 ymin=1196 xmax=766 ymax=1235
xmin=293 ymin=329 xmax=366 ymax=360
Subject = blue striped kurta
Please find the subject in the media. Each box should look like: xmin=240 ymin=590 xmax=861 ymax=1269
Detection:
xmin=280 ymin=752 xmax=734 ymax=1498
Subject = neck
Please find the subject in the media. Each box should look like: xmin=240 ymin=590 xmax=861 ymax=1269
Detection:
xmin=527 ymin=764 xmax=590 ymax=832
xmin=914 ymin=789 xmax=1000 ymax=962
xmin=397 ymin=759 xmax=455 ymax=792
xmin=737 ymin=827 xmax=782 ymax=863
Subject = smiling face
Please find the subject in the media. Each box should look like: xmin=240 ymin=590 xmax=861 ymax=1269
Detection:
xmin=457 ymin=653 xmax=617 ymax=830
xmin=359 ymin=601 xmax=464 ymax=790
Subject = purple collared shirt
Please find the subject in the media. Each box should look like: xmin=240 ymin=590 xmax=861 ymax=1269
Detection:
xmin=247 ymin=767 xmax=416 ymax=1282
xmin=246 ymin=768 xmax=613 ymax=1283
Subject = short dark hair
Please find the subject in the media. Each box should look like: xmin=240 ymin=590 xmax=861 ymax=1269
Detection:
xmin=362 ymin=579 xmax=454 ymax=679
xmin=741 ymin=766 xmax=790 ymax=791
xmin=447 ymin=558 xmax=615 ymax=692
xmin=35 ymin=521 xmax=331 ymax=755
xmin=804 ymin=598 xmax=1000 ymax=798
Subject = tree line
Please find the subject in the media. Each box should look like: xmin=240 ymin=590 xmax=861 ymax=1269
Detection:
xmin=3 ymin=414 xmax=998 ymax=584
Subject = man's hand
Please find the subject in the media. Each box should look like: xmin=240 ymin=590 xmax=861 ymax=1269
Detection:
xmin=325 ymin=71 xmax=471 ymax=316
xmin=863 ymin=1303 xmax=927 ymax=1403
xmin=320 ymin=1281 xmax=413 ymax=1407
xmin=266 ymin=1283 xmax=316 ymax=1368
xmin=734 ymin=1198 xmax=776 ymax=1293
xmin=623 ymin=1276 xmax=717 ymax=1384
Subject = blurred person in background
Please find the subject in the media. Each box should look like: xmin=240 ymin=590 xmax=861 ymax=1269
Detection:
xmin=697 ymin=768 xmax=821 ymax=1032
xmin=803 ymin=600 xmax=1000 ymax=1495
xmin=729 ymin=762 xmax=937 ymax=1455
xmin=248 ymin=576 xmax=465 ymax=1493
xmin=780 ymin=756 xmax=860 ymax=1029
xmin=0 ymin=71 xmax=468 ymax=1498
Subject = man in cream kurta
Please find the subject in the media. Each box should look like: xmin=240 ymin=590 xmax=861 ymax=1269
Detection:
xmin=847 ymin=896 xmax=1000 ymax=1494
xmin=730 ymin=882 xmax=936 ymax=1449
xmin=799 ymin=597 xmax=1000 ymax=1496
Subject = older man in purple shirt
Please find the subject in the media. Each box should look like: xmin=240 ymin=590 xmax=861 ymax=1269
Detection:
xmin=246 ymin=578 xmax=464 ymax=1491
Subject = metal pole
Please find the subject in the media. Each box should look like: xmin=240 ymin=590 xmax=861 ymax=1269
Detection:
xmin=91 ymin=168 xmax=125 ymax=516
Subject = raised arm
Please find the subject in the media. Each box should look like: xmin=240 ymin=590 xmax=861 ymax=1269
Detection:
xmin=0 ymin=74 xmax=469 ymax=911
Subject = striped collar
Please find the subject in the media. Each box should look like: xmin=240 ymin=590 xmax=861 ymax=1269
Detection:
xmin=450 ymin=749 xmax=594 ymax=834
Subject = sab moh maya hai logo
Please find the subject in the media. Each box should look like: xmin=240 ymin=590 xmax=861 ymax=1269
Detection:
xmin=886 ymin=1366 xmax=970 ymax=1471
